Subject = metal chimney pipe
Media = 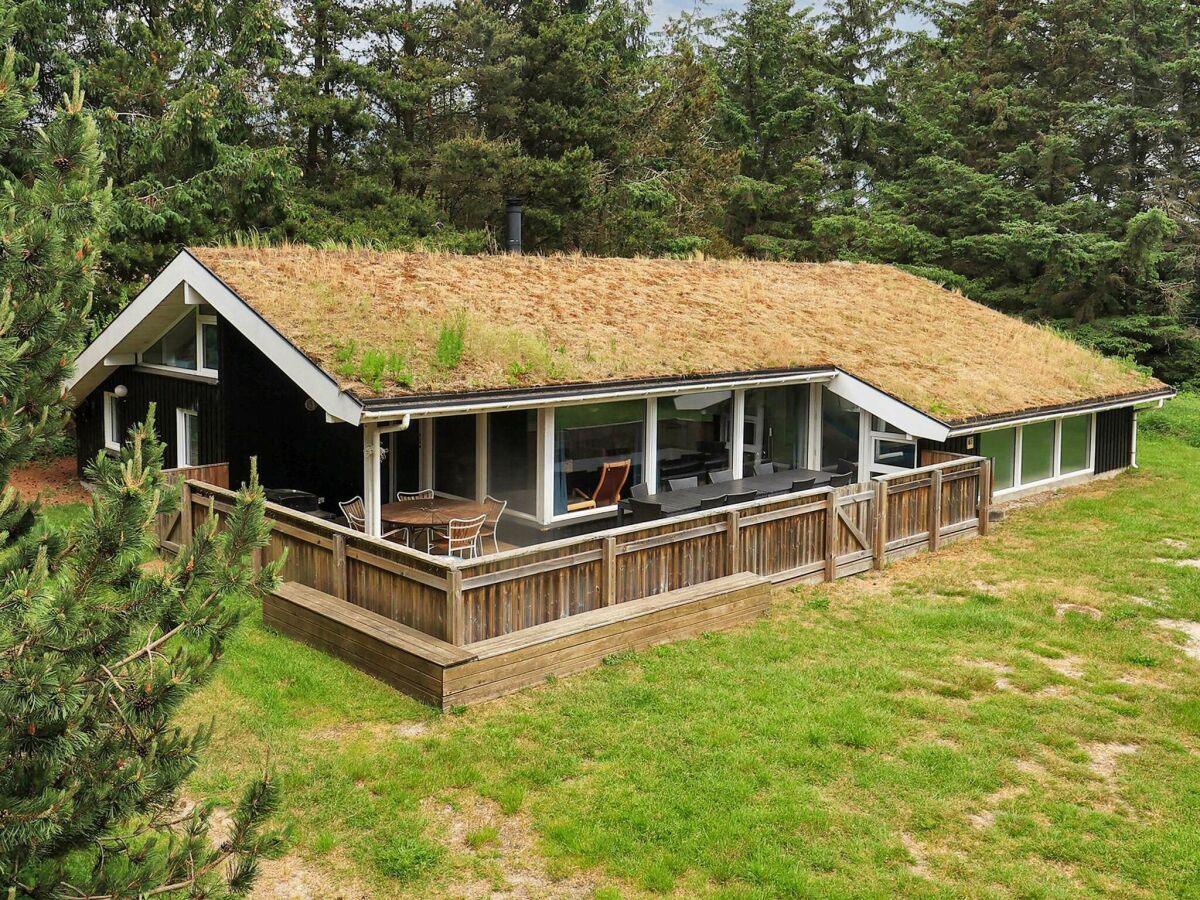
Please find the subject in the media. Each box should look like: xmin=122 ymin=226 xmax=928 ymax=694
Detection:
xmin=505 ymin=198 xmax=523 ymax=254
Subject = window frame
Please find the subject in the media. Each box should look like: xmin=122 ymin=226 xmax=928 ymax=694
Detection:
xmin=137 ymin=310 xmax=219 ymax=380
xmin=176 ymin=407 xmax=199 ymax=468
xmin=103 ymin=391 xmax=121 ymax=451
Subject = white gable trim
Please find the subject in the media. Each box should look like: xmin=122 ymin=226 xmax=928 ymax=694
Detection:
xmin=68 ymin=250 xmax=363 ymax=425
xmin=826 ymin=371 xmax=952 ymax=442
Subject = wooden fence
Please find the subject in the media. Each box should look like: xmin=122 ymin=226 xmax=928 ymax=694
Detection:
xmin=160 ymin=454 xmax=992 ymax=647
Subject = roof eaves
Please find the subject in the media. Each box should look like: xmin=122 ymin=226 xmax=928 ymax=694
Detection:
xmin=943 ymin=387 xmax=1176 ymax=434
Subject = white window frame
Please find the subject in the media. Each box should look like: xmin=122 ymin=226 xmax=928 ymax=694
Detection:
xmin=103 ymin=391 xmax=121 ymax=451
xmin=974 ymin=413 xmax=1098 ymax=498
xmin=176 ymin=408 xmax=199 ymax=468
xmin=868 ymin=427 xmax=918 ymax=476
xmin=198 ymin=314 xmax=219 ymax=378
xmin=137 ymin=310 xmax=219 ymax=380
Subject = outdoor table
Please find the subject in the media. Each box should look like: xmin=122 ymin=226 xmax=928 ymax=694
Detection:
xmin=623 ymin=468 xmax=832 ymax=518
xmin=380 ymin=497 xmax=489 ymax=549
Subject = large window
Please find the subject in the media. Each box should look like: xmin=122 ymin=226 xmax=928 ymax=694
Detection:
xmin=141 ymin=311 xmax=219 ymax=377
xmin=979 ymin=428 xmax=1016 ymax=491
xmin=657 ymin=392 xmax=733 ymax=486
xmin=1059 ymin=415 xmax=1091 ymax=473
xmin=1021 ymin=420 xmax=1055 ymax=483
xmin=489 ymin=410 xmax=537 ymax=514
xmin=554 ymin=401 xmax=644 ymax=514
xmin=820 ymin=387 xmax=860 ymax=475
xmin=434 ymin=415 xmax=477 ymax=499
xmin=744 ymin=385 xmax=809 ymax=472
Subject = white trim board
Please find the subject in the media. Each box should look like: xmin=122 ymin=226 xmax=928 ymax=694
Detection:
xmin=67 ymin=250 xmax=363 ymax=425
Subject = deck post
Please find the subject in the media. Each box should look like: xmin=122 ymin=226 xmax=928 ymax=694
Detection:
xmin=179 ymin=481 xmax=193 ymax=545
xmin=601 ymin=536 xmax=616 ymax=607
xmin=929 ymin=468 xmax=942 ymax=552
xmin=726 ymin=509 xmax=741 ymax=576
xmin=332 ymin=532 xmax=348 ymax=599
xmin=824 ymin=489 xmax=838 ymax=582
xmin=978 ymin=458 xmax=992 ymax=536
xmin=872 ymin=479 xmax=888 ymax=570
xmin=362 ymin=423 xmax=382 ymax=537
xmin=447 ymin=566 xmax=465 ymax=645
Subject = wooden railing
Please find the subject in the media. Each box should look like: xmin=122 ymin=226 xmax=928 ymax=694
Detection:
xmin=161 ymin=455 xmax=992 ymax=647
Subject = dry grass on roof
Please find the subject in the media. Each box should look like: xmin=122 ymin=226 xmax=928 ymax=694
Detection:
xmin=189 ymin=245 xmax=1164 ymax=422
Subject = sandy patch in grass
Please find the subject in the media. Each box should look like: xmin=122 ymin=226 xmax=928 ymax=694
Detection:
xmin=1155 ymin=620 xmax=1200 ymax=661
xmin=252 ymin=854 xmax=373 ymax=900
xmin=1084 ymin=742 xmax=1139 ymax=780
xmin=312 ymin=720 xmax=433 ymax=743
xmin=968 ymin=785 xmax=1026 ymax=829
xmin=1154 ymin=557 xmax=1200 ymax=569
xmin=421 ymin=792 xmax=607 ymax=899
xmin=1054 ymin=603 xmax=1102 ymax=621
xmin=900 ymin=832 xmax=934 ymax=879
xmin=1040 ymin=655 xmax=1085 ymax=679
xmin=959 ymin=658 xmax=1015 ymax=690
xmin=1162 ymin=538 xmax=1189 ymax=550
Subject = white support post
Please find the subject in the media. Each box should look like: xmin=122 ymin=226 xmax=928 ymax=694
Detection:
xmin=645 ymin=397 xmax=659 ymax=494
xmin=1013 ymin=425 xmax=1024 ymax=487
xmin=537 ymin=407 xmax=553 ymax=523
xmin=362 ymin=423 xmax=382 ymax=537
xmin=731 ymin=389 xmax=746 ymax=479
xmin=1131 ymin=411 xmax=1139 ymax=468
xmin=807 ymin=382 xmax=823 ymax=470
xmin=857 ymin=408 xmax=872 ymax=480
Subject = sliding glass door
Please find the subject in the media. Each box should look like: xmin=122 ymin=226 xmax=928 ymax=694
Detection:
xmin=744 ymin=385 xmax=809 ymax=474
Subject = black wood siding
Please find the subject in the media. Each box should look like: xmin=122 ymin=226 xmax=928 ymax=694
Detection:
xmin=222 ymin=324 xmax=362 ymax=511
xmin=75 ymin=367 xmax=224 ymax=475
xmin=1094 ymin=407 xmax=1134 ymax=474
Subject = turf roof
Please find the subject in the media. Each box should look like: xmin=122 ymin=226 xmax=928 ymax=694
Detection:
xmin=189 ymin=246 xmax=1166 ymax=424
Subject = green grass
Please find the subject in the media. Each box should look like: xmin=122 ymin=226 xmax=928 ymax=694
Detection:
xmin=177 ymin=396 xmax=1200 ymax=897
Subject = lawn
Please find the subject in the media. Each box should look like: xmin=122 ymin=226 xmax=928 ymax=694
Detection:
xmin=171 ymin=396 xmax=1200 ymax=898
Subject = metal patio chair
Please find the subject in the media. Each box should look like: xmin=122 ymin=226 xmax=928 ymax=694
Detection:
xmin=430 ymin=513 xmax=487 ymax=559
xmin=478 ymin=495 xmax=508 ymax=555
xmin=338 ymin=496 xmax=406 ymax=542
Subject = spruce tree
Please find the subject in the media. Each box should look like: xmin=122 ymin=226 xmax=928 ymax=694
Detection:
xmin=0 ymin=14 xmax=283 ymax=898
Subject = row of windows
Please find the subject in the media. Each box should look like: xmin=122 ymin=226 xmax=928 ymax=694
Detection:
xmin=103 ymin=394 xmax=200 ymax=468
xmin=976 ymin=414 xmax=1092 ymax=492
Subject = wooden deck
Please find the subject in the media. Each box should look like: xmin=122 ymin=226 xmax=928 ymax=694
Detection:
xmin=266 ymin=574 xmax=771 ymax=708
xmin=159 ymin=453 xmax=992 ymax=705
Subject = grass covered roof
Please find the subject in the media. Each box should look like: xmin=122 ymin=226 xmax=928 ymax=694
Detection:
xmin=190 ymin=246 xmax=1166 ymax=423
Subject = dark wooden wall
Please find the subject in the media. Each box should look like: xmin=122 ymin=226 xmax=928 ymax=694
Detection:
xmin=222 ymin=323 xmax=362 ymax=510
xmin=1095 ymin=407 xmax=1134 ymax=474
xmin=75 ymin=366 xmax=224 ymax=476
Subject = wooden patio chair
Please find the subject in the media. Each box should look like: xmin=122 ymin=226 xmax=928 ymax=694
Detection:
xmin=667 ymin=475 xmax=698 ymax=491
xmin=478 ymin=495 xmax=508 ymax=555
xmin=338 ymin=496 xmax=406 ymax=543
xmin=567 ymin=459 xmax=631 ymax=511
xmin=430 ymin=513 xmax=487 ymax=559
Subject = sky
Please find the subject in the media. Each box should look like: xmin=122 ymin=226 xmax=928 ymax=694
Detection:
xmin=647 ymin=0 xmax=928 ymax=34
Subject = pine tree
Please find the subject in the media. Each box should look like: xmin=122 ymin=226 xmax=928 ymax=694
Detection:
xmin=0 ymin=14 xmax=283 ymax=896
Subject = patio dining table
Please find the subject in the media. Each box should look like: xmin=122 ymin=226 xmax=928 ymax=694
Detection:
xmin=622 ymin=467 xmax=833 ymax=519
xmin=380 ymin=497 xmax=489 ymax=550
